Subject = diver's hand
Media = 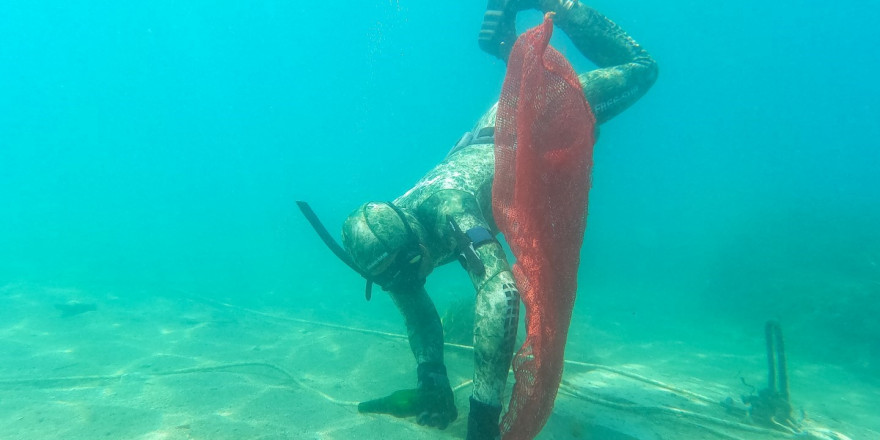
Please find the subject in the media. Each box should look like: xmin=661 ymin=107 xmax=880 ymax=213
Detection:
xmin=479 ymin=1 xmax=579 ymax=60
xmin=479 ymin=0 xmax=541 ymax=60
xmin=416 ymin=362 xmax=458 ymax=429
xmin=416 ymin=382 xmax=457 ymax=429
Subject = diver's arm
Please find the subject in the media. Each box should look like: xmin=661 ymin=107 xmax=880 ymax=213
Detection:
xmin=389 ymin=190 xmax=499 ymax=371
xmin=388 ymin=285 xmax=445 ymax=366
xmin=479 ymin=1 xmax=658 ymax=124
xmin=387 ymin=285 xmax=458 ymax=429
xmin=545 ymin=2 xmax=659 ymax=123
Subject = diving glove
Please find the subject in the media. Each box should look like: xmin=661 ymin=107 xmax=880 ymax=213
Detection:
xmin=479 ymin=1 xmax=582 ymax=60
xmin=416 ymin=362 xmax=458 ymax=429
xmin=480 ymin=0 xmax=547 ymax=60
xmin=358 ymin=362 xmax=457 ymax=429
xmin=478 ymin=0 xmax=519 ymax=60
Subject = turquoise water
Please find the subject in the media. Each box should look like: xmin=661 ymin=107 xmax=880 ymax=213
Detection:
xmin=2 ymin=1 xmax=878 ymax=439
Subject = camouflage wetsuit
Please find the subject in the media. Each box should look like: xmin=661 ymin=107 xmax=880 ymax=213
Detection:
xmin=388 ymin=1 xmax=657 ymax=413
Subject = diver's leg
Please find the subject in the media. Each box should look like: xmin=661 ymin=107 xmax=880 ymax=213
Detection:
xmin=472 ymin=277 xmax=519 ymax=404
xmin=469 ymin=245 xmax=521 ymax=439
xmin=389 ymin=287 xmax=457 ymax=429
xmin=546 ymin=2 xmax=659 ymax=123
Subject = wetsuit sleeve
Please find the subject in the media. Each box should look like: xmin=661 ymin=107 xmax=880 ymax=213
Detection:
xmin=388 ymin=286 xmax=446 ymax=366
xmin=546 ymin=2 xmax=659 ymax=124
xmin=466 ymin=5 xmax=657 ymax=139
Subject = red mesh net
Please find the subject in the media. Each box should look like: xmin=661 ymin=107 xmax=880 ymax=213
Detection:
xmin=492 ymin=14 xmax=596 ymax=440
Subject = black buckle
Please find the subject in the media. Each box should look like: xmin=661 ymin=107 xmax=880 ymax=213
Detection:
xmin=448 ymin=217 xmax=487 ymax=277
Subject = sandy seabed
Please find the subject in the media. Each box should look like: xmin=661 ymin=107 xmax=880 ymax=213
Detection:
xmin=0 ymin=283 xmax=876 ymax=440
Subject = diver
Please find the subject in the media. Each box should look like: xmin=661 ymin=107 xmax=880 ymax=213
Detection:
xmin=299 ymin=1 xmax=658 ymax=439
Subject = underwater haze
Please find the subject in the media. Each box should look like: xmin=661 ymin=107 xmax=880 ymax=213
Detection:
xmin=1 ymin=1 xmax=879 ymax=439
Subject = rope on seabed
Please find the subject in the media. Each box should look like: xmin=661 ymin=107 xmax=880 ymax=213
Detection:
xmin=194 ymin=296 xmax=719 ymax=404
xmin=0 ymin=358 xmax=474 ymax=411
xmin=0 ymin=295 xmax=795 ymax=438
xmin=0 ymin=362 xmax=301 ymax=390
xmin=0 ymin=296 xmax=716 ymax=405
xmin=0 ymin=366 xmax=769 ymax=438
xmin=558 ymin=384 xmax=794 ymax=440
xmin=196 ymin=296 xmax=809 ymax=438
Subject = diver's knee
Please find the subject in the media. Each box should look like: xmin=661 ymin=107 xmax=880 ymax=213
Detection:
xmin=477 ymin=280 xmax=519 ymax=314
xmin=474 ymin=280 xmax=520 ymax=342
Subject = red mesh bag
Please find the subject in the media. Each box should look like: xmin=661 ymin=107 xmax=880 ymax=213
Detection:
xmin=492 ymin=13 xmax=596 ymax=440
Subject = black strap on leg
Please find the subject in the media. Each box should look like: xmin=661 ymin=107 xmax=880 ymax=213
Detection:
xmin=448 ymin=217 xmax=494 ymax=277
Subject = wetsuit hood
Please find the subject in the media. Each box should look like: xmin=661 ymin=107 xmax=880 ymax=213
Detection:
xmin=297 ymin=200 xmax=428 ymax=300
